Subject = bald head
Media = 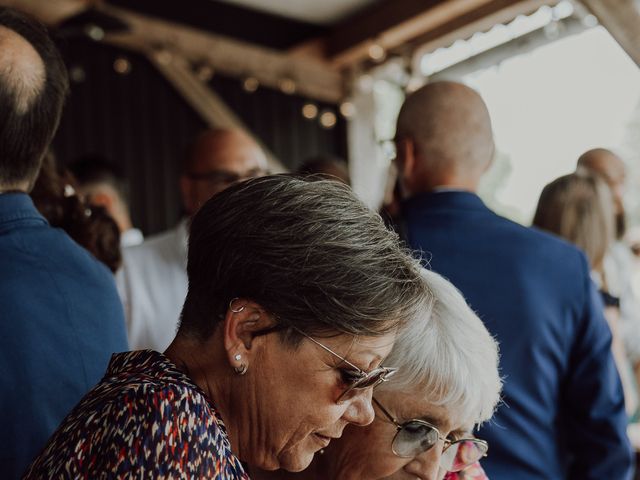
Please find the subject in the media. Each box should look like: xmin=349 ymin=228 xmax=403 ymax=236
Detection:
xmin=577 ymin=149 xmax=626 ymax=187
xmin=0 ymin=8 xmax=68 ymax=191
xmin=577 ymin=148 xmax=626 ymax=236
xmin=0 ymin=25 xmax=44 ymax=114
xmin=395 ymin=81 xmax=494 ymax=193
xmin=180 ymin=128 xmax=268 ymax=215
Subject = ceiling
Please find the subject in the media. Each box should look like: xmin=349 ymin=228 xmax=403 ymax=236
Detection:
xmin=214 ymin=0 xmax=381 ymax=26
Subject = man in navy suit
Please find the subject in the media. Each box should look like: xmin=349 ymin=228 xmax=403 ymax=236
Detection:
xmin=0 ymin=9 xmax=127 ymax=477
xmin=394 ymin=81 xmax=632 ymax=479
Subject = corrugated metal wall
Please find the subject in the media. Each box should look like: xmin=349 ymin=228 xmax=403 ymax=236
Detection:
xmin=52 ymin=39 xmax=347 ymax=235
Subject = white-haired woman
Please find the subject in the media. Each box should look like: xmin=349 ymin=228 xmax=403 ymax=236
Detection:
xmin=253 ymin=268 xmax=502 ymax=480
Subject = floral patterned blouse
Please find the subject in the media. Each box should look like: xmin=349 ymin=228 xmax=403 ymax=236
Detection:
xmin=23 ymin=350 xmax=249 ymax=479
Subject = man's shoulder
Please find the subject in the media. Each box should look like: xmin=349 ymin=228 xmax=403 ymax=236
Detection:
xmin=412 ymin=203 xmax=583 ymax=263
xmin=494 ymin=213 xmax=580 ymax=251
xmin=1 ymin=222 xmax=115 ymax=283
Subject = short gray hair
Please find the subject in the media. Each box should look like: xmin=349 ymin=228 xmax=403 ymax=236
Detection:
xmin=379 ymin=268 xmax=502 ymax=428
xmin=180 ymin=175 xmax=429 ymax=343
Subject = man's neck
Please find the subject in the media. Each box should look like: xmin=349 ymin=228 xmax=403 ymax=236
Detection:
xmin=0 ymin=180 xmax=30 ymax=193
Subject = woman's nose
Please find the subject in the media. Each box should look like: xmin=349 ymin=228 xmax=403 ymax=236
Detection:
xmin=403 ymin=444 xmax=443 ymax=480
xmin=340 ymin=389 xmax=375 ymax=426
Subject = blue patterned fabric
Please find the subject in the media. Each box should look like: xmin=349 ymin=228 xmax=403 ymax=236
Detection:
xmin=24 ymin=350 xmax=250 ymax=479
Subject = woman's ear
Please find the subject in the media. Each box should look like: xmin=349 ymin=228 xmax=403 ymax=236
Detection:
xmin=222 ymin=298 xmax=273 ymax=374
xmin=395 ymin=137 xmax=417 ymax=197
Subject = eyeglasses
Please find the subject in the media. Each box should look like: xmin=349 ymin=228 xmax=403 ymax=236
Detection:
xmin=373 ymin=398 xmax=488 ymax=473
xmin=297 ymin=330 xmax=397 ymax=403
xmin=253 ymin=322 xmax=397 ymax=403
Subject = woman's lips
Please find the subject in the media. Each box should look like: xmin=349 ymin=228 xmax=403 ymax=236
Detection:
xmin=313 ymin=433 xmax=333 ymax=448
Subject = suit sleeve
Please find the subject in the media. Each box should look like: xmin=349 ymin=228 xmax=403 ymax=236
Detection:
xmin=564 ymin=252 xmax=633 ymax=480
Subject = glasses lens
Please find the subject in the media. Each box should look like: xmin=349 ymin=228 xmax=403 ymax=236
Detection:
xmin=441 ymin=439 xmax=488 ymax=472
xmin=357 ymin=367 xmax=396 ymax=388
xmin=392 ymin=421 xmax=440 ymax=457
xmin=338 ymin=368 xmax=397 ymax=401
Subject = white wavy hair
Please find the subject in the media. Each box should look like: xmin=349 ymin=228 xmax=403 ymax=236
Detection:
xmin=379 ymin=268 xmax=502 ymax=428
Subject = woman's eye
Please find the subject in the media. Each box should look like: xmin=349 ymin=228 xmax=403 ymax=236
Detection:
xmin=338 ymin=368 xmax=363 ymax=386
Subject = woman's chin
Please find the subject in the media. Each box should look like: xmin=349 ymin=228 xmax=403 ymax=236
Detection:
xmin=276 ymin=442 xmax=320 ymax=472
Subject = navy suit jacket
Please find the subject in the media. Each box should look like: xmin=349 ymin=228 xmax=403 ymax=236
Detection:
xmin=401 ymin=191 xmax=632 ymax=480
xmin=0 ymin=193 xmax=128 ymax=478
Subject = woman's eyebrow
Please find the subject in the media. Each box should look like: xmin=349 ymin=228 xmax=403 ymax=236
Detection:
xmin=417 ymin=413 xmax=448 ymax=430
xmin=448 ymin=428 xmax=470 ymax=440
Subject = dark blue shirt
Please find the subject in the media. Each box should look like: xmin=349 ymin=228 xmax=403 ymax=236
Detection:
xmin=401 ymin=191 xmax=632 ymax=480
xmin=0 ymin=193 xmax=128 ymax=478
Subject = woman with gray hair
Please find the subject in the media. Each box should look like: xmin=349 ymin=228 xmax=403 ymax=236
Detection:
xmin=25 ymin=175 xmax=429 ymax=478
xmin=253 ymin=268 xmax=502 ymax=480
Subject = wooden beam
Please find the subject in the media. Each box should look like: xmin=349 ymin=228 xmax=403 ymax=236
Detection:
xmin=323 ymin=0 xmax=559 ymax=69
xmin=98 ymin=4 xmax=344 ymax=104
xmin=430 ymin=15 xmax=586 ymax=80
xmin=580 ymin=0 xmax=640 ymax=67
xmin=142 ymin=48 xmax=286 ymax=173
xmin=327 ymin=0 xmax=498 ymax=68
xmin=0 ymin=0 xmax=87 ymax=25
xmin=413 ymin=0 xmax=555 ymax=53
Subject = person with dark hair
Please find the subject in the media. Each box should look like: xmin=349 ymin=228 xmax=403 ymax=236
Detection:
xmin=393 ymin=81 xmax=632 ymax=479
xmin=69 ymin=155 xmax=143 ymax=247
xmin=0 ymin=8 xmax=127 ymax=477
xmin=296 ymin=155 xmax=351 ymax=185
xmin=31 ymin=152 xmax=122 ymax=272
xmin=25 ymin=175 xmax=430 ymax=479
xmin=117 ymin=128 xmax=268 ymax=351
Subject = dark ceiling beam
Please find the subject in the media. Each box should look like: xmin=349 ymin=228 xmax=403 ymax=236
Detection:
xmin=101 ymin=4 xmax=344 ymax=103
xmin=0 ymin=0 xmax=88 ymax=25
xmin=105 ymin=0 xmax=327 ymax=50
xmin=325 ymin=0 xmax=497 ymax=67
xmin=406 ymin=0 xmax=556 ymax=54
xmin=580 ymin=0 xmax=640 ymax=67
xmin=322 ymin=0 xmax=560 ymax=68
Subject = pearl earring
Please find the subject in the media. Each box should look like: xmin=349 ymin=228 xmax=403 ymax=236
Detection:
xmin=234 ymin=354 xmax=242 ymax=361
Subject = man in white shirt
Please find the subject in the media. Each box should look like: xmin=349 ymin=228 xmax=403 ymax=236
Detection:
xmin=118 ymin=129 xmax=268 ymax=350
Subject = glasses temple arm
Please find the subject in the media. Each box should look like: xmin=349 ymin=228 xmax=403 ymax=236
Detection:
xmin=291 ymin=327 xmax=364 ymax=373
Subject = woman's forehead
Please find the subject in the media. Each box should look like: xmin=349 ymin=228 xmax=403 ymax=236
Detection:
xmin=334 ymin=332 xmax=397 ymax=365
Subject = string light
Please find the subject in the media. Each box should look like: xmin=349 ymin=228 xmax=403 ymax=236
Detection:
xmin=69 ymin=65 xmax=86 ymax=83
xmin=154 ymin=48 xmax=173 ymax=66
xmin=319 ymin=110 xmax=337 ymax=129
xmin=302 ymin=103 xmax=318 ymax=119
xmin=113 ymin=57 xmax=132 ymax=75
xmin=196 ymin=64 xmax=214 ymax=82
xmin=243 ymin=77 xmax=259 ymax=93
xmin=279 ymin=78 xmax=296 ymax=95
xmin=368 ymin=43 xmax=386 ymax=62
xmin=84 ymin=24 xmax=105 ymax=41
xmin=339 ymin=101 xmax=356 ymax=118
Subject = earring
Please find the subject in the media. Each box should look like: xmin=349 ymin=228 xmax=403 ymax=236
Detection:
xmin=229 ymin=297 xmax=245 ymax=313
xmin=234 ymin=354 xmax=242 ymax=361
xmin=234 ymin=364 xmax=248 ymax=375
